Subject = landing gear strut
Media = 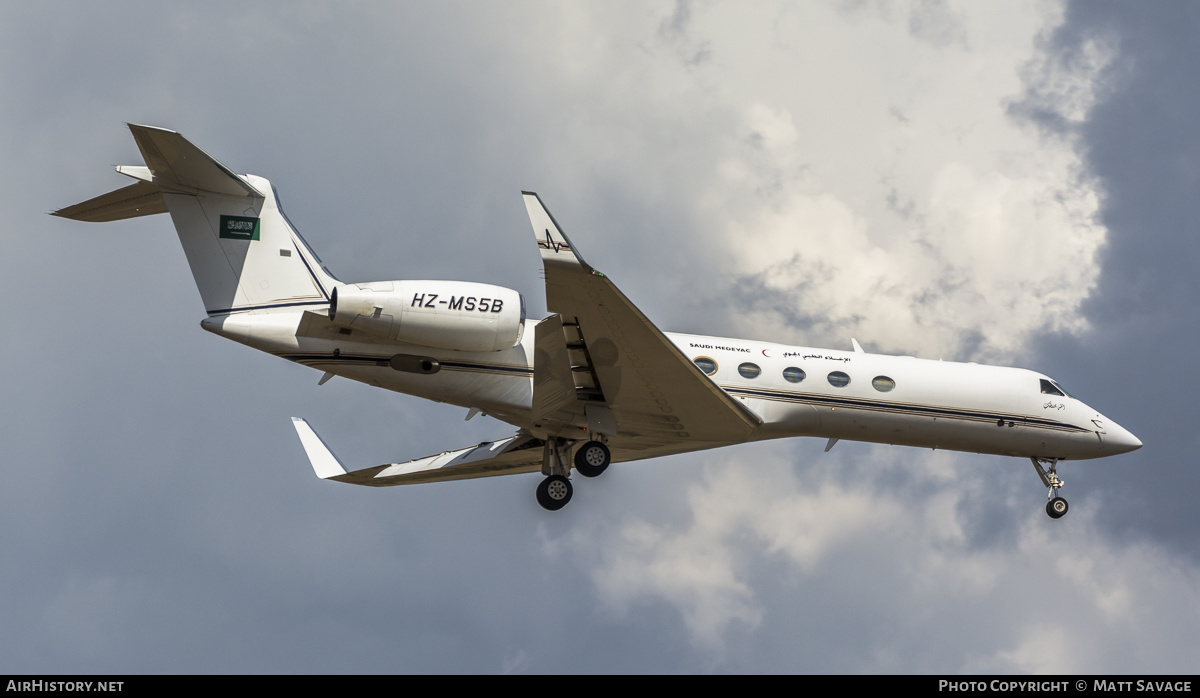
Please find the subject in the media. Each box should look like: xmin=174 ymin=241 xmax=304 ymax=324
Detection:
xmin=1031 ymin=457 xmax=1068 ymax=519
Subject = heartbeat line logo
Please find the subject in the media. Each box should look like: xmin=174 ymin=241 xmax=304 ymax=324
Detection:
xmin=537 ymin=228 xmax=572 ymax=254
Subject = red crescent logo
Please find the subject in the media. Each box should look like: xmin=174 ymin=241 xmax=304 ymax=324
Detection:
xmin=762 ymin=349 xmax=770 ymax=357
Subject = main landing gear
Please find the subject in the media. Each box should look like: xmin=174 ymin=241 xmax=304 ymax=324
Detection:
xmin=1031 ymin=457 xmax=1069 ymax=519
xmin=574 ymin=440 xmax=611 ymax=478
xmin=536 ymin=438 xmax=612 ymax=511
xmin=536 ymin=474 xmax=572 ymax=511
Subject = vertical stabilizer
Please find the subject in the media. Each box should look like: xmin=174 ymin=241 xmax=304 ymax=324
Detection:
xmin=157 ymin=172 xmax=335 ymax=314
xmin=55 ymin=125 xmax=339 ymax=315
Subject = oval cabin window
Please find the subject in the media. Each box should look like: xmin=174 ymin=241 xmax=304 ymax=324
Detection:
xmin=872 ymin=376 xmax=895 ymax=392
xmin=693 ymin=357 xmax=717 ymax=375
xmin=827 ymin=371 xmax=850 ymax=387
xmin=738 ymin=362 xmax=762 ymax=379
xmin=783 ymin=367 xmax=806 ymax=383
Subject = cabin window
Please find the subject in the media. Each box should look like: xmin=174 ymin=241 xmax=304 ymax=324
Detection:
xmin=828 ymin=371 xmax=850 ymax=387
xmin=693 ymin=357 xmax=717 ymax=375
xmin=783 ymin=367 xmax=806 ymax=383
xmin=738 ymin=362 xmax=762 ymax=379
xmin=872 ymin=376 xmax=895 ymax=392
xmin=1039 ymin=379 xmax=1064 ymax=397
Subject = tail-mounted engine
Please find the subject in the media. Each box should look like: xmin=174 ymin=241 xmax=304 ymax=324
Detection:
xmin=329 ymin=280 xmax=526 ymax=352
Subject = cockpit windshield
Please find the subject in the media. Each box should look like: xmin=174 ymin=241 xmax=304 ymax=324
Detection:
xmin=1039 ymin=378 xmax=1075 ymax=398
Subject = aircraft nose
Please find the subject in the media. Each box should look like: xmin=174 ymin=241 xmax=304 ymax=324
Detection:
xmin=1102 ymin=421 xmax=1143 ymax=455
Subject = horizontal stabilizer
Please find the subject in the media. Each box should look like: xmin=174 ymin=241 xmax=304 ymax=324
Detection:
xmin=127 ymin=124 xmax=262 ymax=197
xmin=53 ymin=125 xmax=262 ymax=222
xmin=51 ymin=179 xmax=167 ymax=222
xmin=291 ymin=418 xmax=545 ymax=487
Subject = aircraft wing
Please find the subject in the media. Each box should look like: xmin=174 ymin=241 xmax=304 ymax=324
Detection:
xmin=291 ymin=418 xmax=544 ymax=486
xmin=522 ymin=193 xmax=761 ymax=447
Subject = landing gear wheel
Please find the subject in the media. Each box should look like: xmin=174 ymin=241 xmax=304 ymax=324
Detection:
xmin=1046 ymin=496 xmax=1069 ymax=519
xmin=574 ymin=441 xmax=611 ymax=478
xmin=536 ymin=474 xmax=573 ymax=511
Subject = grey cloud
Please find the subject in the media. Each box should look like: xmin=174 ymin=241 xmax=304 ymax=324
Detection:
xmin=1023 ymin=1 xmax=1200 ymax=562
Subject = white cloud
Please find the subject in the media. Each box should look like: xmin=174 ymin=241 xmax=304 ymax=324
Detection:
xmin=681 ymin=1 xmax=1112 ymax=361
xmin=424 ymin=0 xmax=1112 ymax=361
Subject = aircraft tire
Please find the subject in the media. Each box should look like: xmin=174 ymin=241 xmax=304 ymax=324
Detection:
xmin=536 ymin=475 xmax=573 ymax=511
xmin=1046 ymin=497 xmax=1069 ymax=519
xmin=574 ymin=441 xmax=611 ymax=478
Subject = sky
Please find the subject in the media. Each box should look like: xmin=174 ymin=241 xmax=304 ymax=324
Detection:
xmin=3 ymin=0 xmax=1198 ymax=674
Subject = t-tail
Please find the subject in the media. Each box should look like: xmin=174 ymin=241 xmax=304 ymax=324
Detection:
xmin=53 ymin=124 xmax=339 ymax=316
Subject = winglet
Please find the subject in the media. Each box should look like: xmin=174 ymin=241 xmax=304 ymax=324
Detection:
xmin=522 ymin=192 xmax=593 ymax=271
xmin=290 ymin=417 xmax=348 ymax=479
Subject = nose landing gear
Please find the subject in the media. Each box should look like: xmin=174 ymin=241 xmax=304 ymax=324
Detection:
xmin=1032 ymin=457 xmax=1068 ymax=519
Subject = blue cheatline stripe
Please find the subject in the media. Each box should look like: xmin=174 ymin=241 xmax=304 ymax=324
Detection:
xmin=723 ymin=386 xmax=1089 ymax=434
xmin=206 ymin=300 xmax=330 ymax=316
xmin=437 ymin=360 xmax=535 ymax=376
xmin=277 ymin=352 xmax=534 ymax=375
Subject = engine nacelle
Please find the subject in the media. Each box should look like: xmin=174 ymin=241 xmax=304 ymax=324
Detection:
xmin=329 ymin=280 xmax=526 ymax=352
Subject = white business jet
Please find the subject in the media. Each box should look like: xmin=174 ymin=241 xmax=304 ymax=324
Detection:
xmin=56 ymin=125 xmax=1141 ymax=518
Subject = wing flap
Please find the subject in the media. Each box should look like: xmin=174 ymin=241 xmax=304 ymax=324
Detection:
xmin=532 ymin=314 xmax=581 ymax=425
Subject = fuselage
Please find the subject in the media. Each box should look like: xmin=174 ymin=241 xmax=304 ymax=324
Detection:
xmin=202 ymin=311 xmax=1141 ymax=463
xmin=58 ymin=126 xmax=1140 ymax=516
